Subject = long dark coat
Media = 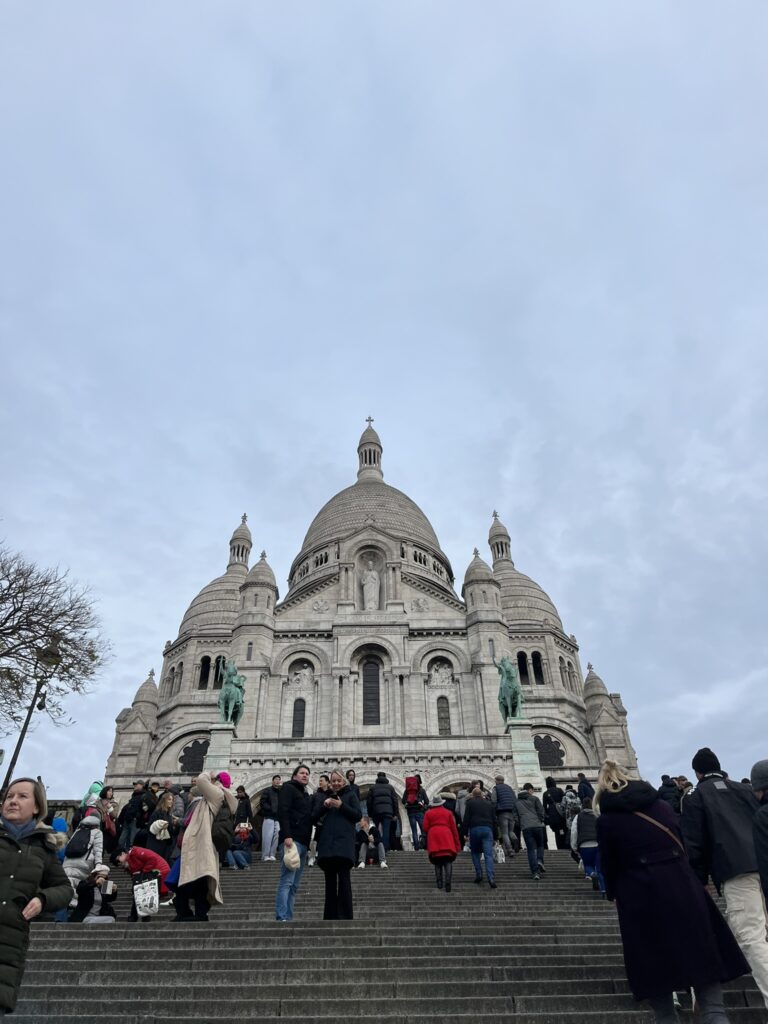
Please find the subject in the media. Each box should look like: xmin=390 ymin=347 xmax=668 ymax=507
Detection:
xmin=0 ymin=822 xmax=73 ymax=1012
xmin=597 ymin=781 xmax=749 ymax=1001
xmin=314 ymin=785 xmax=362 ymax=866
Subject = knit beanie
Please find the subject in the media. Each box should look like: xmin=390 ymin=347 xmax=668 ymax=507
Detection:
xmin=692 ymin=747 xmax=721 ymax=774
xmin=750 ymin=759 xmax=768 ymax=792
xmin=216 ymin=771 xmax=232 ymax=789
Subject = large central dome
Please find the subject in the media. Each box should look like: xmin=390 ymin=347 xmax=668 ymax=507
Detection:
xmin=302 ymin=480 xmax=442 ymax=552
xmin=288 ymin=422 xmax=453 ymax=590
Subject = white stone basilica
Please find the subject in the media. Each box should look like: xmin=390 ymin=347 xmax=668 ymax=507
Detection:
xmin=106 ymin=423 xmax=637 ymax=831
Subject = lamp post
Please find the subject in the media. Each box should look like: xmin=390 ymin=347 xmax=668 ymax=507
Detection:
xmin=1 ymin=639 xmax=61 ymax=795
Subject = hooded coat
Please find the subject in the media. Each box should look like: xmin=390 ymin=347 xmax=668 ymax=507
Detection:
xmin=0 ymin=820 xmax=73 ymax=1012
xmin=422 ymin=805 xmax=461 ymax=861
xmin=367 ymin=775 xmax=397 ymax=819
xmin=62 ymin=817 xmax=104 ymax=905
xmin=596 ymin=780 xmax=749 ymax=1001
xmin=178 ymin=773 xmax=236 ymax=906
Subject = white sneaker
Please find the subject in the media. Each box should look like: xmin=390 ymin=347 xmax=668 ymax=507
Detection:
xmin=357 ymin=862 xmax=365 ymax=869
xmin=380 ymin=861 xmax=388 ymax=869
xmin=307 ymin=857 xmax=316 ymax=867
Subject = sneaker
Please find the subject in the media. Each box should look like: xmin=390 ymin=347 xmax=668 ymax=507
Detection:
xmin=357 ymin=862 xmax=365 ymax=870
xmin=533 ymin=873 xmax=541 ymax=880
xmin=591 ymin=874 xmax=600 ymax=891
xmin=160 ymin=898 xmax=175 ymax=907
xmin=537 ymin=862 xmax=546 ymax=874
xmin=489 ymin=880 xmax=497 ymax=889
xmin=307 ymin=857 xmax=316 ymax=867
xmin=380 ymin=861 xmax=388 ymax=869
xmin=473 ymin=876 xmax=483 ymax=884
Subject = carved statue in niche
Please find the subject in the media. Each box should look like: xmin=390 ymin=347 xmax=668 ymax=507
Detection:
xmin=412 ymin=597 xmax=429 ymax=613
xmin=360 ymin=558 xmax=380 ymax=611
xmin=427 ymin=659 xmax=453 ymax=687
xmin=291 ymin=661 xmax=314 ymax=687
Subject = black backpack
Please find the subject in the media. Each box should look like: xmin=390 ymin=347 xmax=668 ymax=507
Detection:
xmin=64 ymin=826 xmax=93 ymax=859
xmin=211 ymin=803 xmax=234 ymax=854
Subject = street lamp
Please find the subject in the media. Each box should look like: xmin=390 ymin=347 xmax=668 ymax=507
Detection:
xmin=1 ymin=638 xmax=61 ymax=795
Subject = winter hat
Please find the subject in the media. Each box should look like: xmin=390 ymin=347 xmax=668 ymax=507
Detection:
xmin=750 ymin=760 xmax=768 ymax=792
xmin=51 ymin=816 xmax=68 ymax=834
xmin=429 ymin=795 xmax=444 ymax=806
xmin=376 ymin=772 xmax=388 ymax=782
xmin=216 ymin=771 xmax=232 ymax=789
xmin=692 ymin=748 xmax=721 ymax=775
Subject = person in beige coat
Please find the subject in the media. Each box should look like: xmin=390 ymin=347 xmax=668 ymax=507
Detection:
xmin=175 ymin=772 xmax=236 ymax=922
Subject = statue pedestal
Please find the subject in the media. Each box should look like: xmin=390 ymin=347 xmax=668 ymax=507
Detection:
xmin=204 ymin=723 xmax=235 ymax=774
xmin=504 ymin=718 xmax=543 ymax=791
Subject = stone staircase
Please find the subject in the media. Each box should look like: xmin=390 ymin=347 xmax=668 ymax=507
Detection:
xmin=18 ymin=850 xmax=767 ymax=1023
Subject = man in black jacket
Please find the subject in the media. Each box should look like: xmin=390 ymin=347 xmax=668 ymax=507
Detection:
xmin=367 ymin=772 xmax=398 ymax=851
xmin=681 ymin=747 xmax=768 ymax=1008
xmin=750 ymin=760 xmax=768 ymax=904
xmin=657 ymin=774 xmax=681 ymax=813
xmin=275 ymin=764 xmax=311 ymax=922
xmin=259 ymin=775 xmax=282 ymax=862
xmin=462 ymin=787 xmax=497 ymax=888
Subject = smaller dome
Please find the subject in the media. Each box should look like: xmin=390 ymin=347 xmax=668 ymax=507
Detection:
xmin=246 ymin=551 xmax=277 ymax=588
xmin=133 ymin=669 xmax=158 ymax=706
xmin=178 ymin=569 xmax=244 ymax=633
xmin=489 ymin=511 xmax=510 ymax=541
xmin=463 ymin=548 xmax=494 ymax=585
xmin=358 ymin=423 xmax=382 ymax=448
xmin=230 ymin=513 xmax=252 ymax=545
xmin=583 ymin=662 xmax=609 ymax=700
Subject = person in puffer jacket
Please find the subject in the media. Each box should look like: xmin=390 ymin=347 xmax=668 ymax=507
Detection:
xmin=62 ymin=812 xmax=103 ymax=908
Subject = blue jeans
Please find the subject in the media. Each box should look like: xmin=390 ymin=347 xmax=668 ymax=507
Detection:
xmin=469 ymin=825 xmax=495 ymax=882
xmin=408 ymin=812 xmax=425 ymax=848
xmin=373 ymin=816 xmax=392 ymax=851
xmin=579 ymin=846 xmax=605 ymax=891
xmin=523 ymin=826 xmax=545 ymax=876
xmin=275 ymin=842 xmax=307 ymax=921
xmin=226 ymin=849 xmax=250 ymax=869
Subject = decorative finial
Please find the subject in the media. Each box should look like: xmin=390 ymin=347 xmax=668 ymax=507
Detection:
xmin=473 ymin=547 xmax=480 ymax=557
xmin=492 ymin=510 xmax=499 ymax=520
xmin=241 ymin=513 xmax=247 ymax=524
xmin=587 ymin=662 xmax=593 ymax=671
xmin=260 ymin=550 xmax=267 ymax=560
xmin=148 ymin=668 xmax=155 ymax=679
xmin=365 ymin=416 xmax=374 ymax=428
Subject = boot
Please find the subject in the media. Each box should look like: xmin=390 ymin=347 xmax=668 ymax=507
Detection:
xmin=434 ymin=864 xmax=443 ymax=890
xmin=692 ymin=984 xmax=730 ymax=1024
xmin=646 ymin=994 xmax=680 ymax=1024
xmin=444 ymin=862 xmax=453 ymax=892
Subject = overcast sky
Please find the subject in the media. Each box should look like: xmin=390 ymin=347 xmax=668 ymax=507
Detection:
xmin=1 ymin=3 xmax=766 ymax=799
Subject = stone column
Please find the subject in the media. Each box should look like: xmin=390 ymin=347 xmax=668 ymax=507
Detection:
xmin=505 ymin=718 xmax=544 ymax=791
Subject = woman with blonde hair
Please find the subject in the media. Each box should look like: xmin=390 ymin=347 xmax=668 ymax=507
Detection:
xmin=595 ymin=760 xmax=748 ymax=1023
xmin=312 ymin=769 xmax=361 ymax=919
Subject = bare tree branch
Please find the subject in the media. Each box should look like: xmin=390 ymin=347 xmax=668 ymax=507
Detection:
xmin=0 ymin=545 xmax=111 ymax=734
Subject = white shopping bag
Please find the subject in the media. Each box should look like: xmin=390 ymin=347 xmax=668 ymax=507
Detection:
xmin=133 ymin=877 xmax=160 ymax=916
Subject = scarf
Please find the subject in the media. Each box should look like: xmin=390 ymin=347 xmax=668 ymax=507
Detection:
xmin=1 ymin=817 xmax=39 ymax=841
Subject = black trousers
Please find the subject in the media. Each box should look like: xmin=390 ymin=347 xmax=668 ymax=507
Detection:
xmin=175 ymin=877 xmax=210 ymax=921
xmin=320 ymin=857 xmax=353 ymax=920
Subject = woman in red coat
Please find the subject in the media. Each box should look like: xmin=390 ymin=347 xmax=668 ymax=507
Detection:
xmin=422 ymin=794 xmax=461 ymax=892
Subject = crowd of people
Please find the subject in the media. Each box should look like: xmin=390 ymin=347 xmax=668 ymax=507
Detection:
xmin=0 ymin=747 xmax=766 ymax=1022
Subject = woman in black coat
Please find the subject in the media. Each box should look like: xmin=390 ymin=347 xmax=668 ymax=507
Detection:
xmin=313 ymin=769 xmax=362 ymax=920
xmin=0 ymin=777 xmax=73 ymax=1015
xmin=543 ymin=776 xmax=568 ymax=850
xmin=596 ymin=761 xmax=748 ymax=1024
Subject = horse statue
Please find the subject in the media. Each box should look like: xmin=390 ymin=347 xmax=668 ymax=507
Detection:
xmin=218 ymin=659 xmax=245 ymax=727
xmin=493 ymin=654 xmax=524 ymax=721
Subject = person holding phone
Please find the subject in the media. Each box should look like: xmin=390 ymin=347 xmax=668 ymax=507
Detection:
xmin=313 ymin=769 xmax=362 ymax=920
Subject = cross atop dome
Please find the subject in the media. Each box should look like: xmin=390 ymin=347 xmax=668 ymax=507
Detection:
xmin=241 ymin=513 xmax=247 ymax=524
xmin=357 ymin=418 xmax=383 ymax=482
